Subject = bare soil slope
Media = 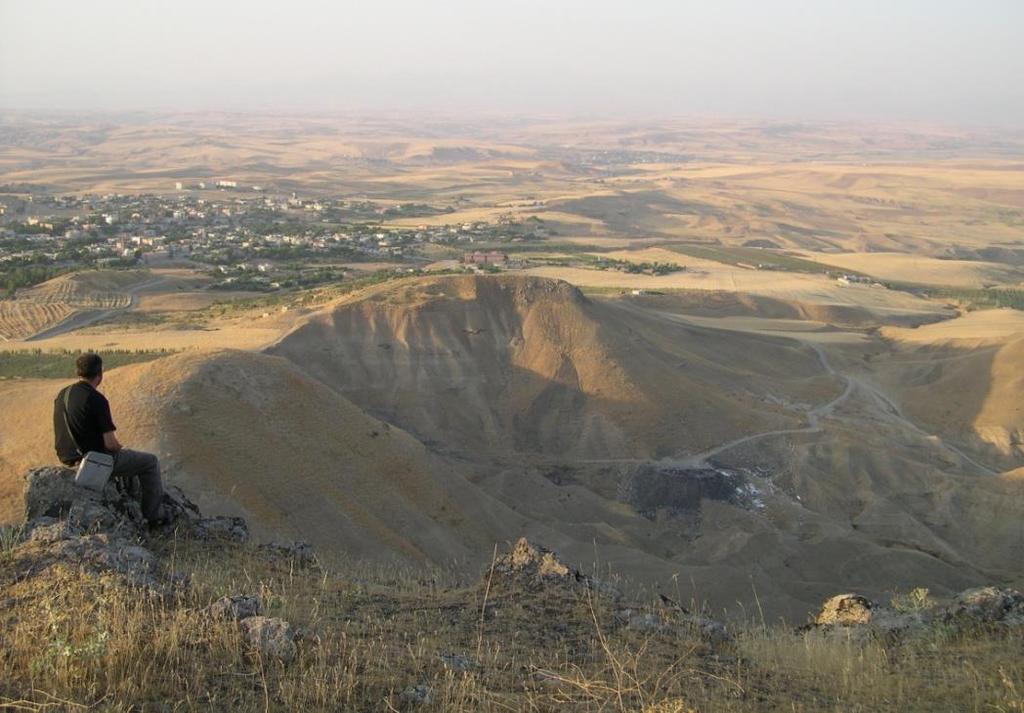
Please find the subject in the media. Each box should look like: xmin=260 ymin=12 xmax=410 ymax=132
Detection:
xmin=872 ymin=335 xmax=1024 ymax=468
xmin=266 ymin=275 xmax=838 ymax=462
xmin=260 ymin=275 xmax=1024 ymax=616
xmin=0 ymin=350 xmax=525 ymax=564
xmin=2 ymin=275 xmax=1021 ymax=620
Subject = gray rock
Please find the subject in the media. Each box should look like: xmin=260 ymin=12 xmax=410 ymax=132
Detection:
xmin=13 ymin=465 xmax=250 ymax=598
xmin=615 ymin=607 xmax=730 ymax=643
xmin=439 ymin=651 xmax=476 ymax=672
xmin=619 ymin=610 xmax=672 ymax=634
xmin=206 ymin=595 xmax=261 ymax=621
xmin=398 ymin=685 xmax=433 ymax=706
xmin=67 ymin=500 xmax=120 ymax=532
xmin=163 ymin=485 xmax=202 ymax=522
xmin=681 ymin=614 xmax=731 ymax=644
xmin=23 ymin=466 xmax=153 ymax=538
xmin=193 ymin=516 xmax=250 ymax=543
xmin=531 ymin=670 xmax=564 ymax=689
xmin=239 ymin=616 xmax=297 ymax=663
xmin=23 ymin=467 xmax=79 ymax=520
xmin=260 ymin=541 xmax=316 ymax=565
xmin=943 ymin=587 xmax=1024 ymax=625
xmin=106 ymin=544 xmax=158 ymax=578
xmin=27 ymin=519 xmax=80 ymax=544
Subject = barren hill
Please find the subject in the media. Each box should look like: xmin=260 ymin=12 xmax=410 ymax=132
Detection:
xmin=1 ymin=274 xmax=1022 ymax=620
xmin=266 ymin=275 xmax=838 ymax=462
xmin=0 ymin=350 xmax=527 ymax=565
xmin=261 ymin=274 xmax=1024 ymax=616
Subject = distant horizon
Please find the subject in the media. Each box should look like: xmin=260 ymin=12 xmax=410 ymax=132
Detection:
xmin=3 ymin=1 xmax=1023 ymax=127
xmin=1 ymin=107 xmax=1021 ymax=136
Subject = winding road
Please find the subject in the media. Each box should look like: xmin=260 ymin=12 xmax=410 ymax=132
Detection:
xmin=573 ymin=301 xmax=1000 ymax=475
xmin=25 ymin=276 xmax=168 ymax=342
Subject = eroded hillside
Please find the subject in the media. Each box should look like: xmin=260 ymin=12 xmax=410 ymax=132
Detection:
xmin=266 ymin=275 xmax=837 ymax=461
xmin=1 ymin=275 xmax=1022 ymax=621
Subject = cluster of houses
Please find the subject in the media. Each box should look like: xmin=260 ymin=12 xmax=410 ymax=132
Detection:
xmin=835 ymin=274 xmax=876 ymax=287
xmin=0 ymin=185 xmax=546 ymax=286
xmin=462 ymin=250 xmax=508 ymax=265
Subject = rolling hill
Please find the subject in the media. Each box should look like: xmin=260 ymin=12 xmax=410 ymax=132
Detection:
xmin=1 ymin=274 xmax=1021 ymax=620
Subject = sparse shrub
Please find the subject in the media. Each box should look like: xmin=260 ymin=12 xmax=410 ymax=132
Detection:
xmin=0 ymin=522 xmax=25 ymax=562
xmin=891 ymin=587 xmax=937 ymax=613
xmin=2 ymin=537 xmax=1023 ymax=712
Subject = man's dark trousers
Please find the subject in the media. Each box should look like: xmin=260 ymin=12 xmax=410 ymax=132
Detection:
xmin=111 ymin=449 xmax=163 ymax=523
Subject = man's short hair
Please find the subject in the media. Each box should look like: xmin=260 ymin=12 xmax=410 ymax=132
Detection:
xmin=76 ymin=353 xmax=103 ymax=379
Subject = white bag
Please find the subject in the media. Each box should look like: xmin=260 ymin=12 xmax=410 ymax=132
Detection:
xmin=75 ymin=451 xmax=114 ymax=492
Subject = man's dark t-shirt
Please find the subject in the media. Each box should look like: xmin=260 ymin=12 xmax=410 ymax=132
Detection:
xmin=53 ymin=381 xmax=116 ymax=465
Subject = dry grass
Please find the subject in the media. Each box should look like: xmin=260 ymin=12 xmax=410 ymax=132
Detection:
xmin=0 ymin=538 xmax=729 ymax=711
xmin=1 ymin=534 xmax=1022 ymax=712
xmin=734 ymin=625 xmax=1024 ymax=712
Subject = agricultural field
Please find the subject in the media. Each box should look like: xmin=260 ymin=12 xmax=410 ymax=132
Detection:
xmin=0 ymin=271 xmax=145 ymax=340
xmin=0 ymin=348 xmax=174 ymax=379
xmin=0 ymin=301 xmax=73 ymax=341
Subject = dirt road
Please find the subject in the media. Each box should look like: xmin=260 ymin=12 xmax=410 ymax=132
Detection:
xmin=577 ymin=300 xmax=999 ymax=475
xmin=25 ymin=276 xmax=169 ymax=342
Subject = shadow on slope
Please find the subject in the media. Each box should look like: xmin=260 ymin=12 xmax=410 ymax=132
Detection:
xmin=0 ymin=350 xmax=527 ymax=566
xmin=266 ymin=275 xmax=838 ymax=463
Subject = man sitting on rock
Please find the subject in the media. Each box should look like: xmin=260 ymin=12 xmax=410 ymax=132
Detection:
xmin=53 ymin=352 xmax=167 ymax=527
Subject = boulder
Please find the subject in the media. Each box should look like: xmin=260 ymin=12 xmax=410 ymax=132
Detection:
xmin=239 ymin=616 xmax=297 ymax=663
xmin=67 ymin=499 xmax=120 ymax=532
xmin=24 ymin=466 xmax=155 ymax=537
xmin=23 ymin=467 xmax=80 ymax=520
xmin=15 ymin=465 xmax=254 ymax=593
xmin=943 ymin=587 xmax=1024 ymax=625
xmin=681 ymin=613 xmax=731 ymax=644
xmin=398 ymin=685 xmax=433 ymax=706
xmin=205 ymin=595 xmax=261 ymax=622
xmin=814 ymin=594 xmax=875 ymax=626
xmin=494 ymin=538 xmax=572 ymax=580
xmin=193 ymin=516 xmax=250 ymax=543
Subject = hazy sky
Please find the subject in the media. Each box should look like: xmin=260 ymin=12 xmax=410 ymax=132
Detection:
xmin=2 ymin=0 xmax=1022 ymax=124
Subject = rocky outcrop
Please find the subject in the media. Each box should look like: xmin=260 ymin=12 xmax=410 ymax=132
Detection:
xmin=814 ymin=594 xmax=874 ymax=626
xmin=11 ymin=465 xmax=307 ymax=662
xmin=21 ymin=465 xmax=246 ymax=543
xmin=491 ymin=537 xmax=623 ymax=600
xmin=205 ymin=595 xmax=262 ymax=622
xmin=17 ymin=467 xmax=184 ymax=589
xmin=810 ymin=586 xmax=1024 ymax=636
xmin=943 ymin=587 xmax=1024 ymax=626
xmin=494 ymin=538 xmax=573 ymax=580
xmin=490 ymin=538 xmax=730 ymax=646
